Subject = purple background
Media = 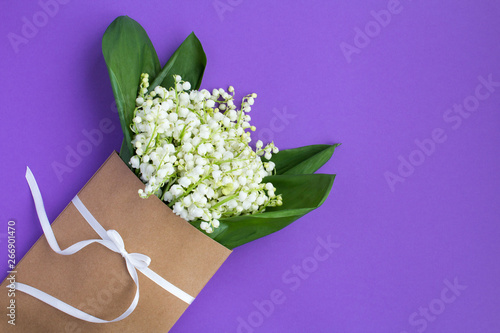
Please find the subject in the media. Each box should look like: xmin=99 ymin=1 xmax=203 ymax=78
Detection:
xmin=1 ymin=1 xmax=500 ymax=332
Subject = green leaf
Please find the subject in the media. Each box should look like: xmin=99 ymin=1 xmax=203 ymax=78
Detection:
xmin=119 ymin=140 xmax=133 ymax=165
xmin=190 ymin=173 xmax=335 ymax=249
xmin=270 ymin=144 xmax=340 ymax=175
xmin=149 ymin=32 xmax=207 ymax=91
xmin=102 ymin=16 xmax=161 ymax=163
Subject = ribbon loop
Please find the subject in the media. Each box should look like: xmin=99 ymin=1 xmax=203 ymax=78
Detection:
xmin=106 ymin=229 xmax=128 ymax=256
xmin=12 ymin=166 xmax=195 ymax=324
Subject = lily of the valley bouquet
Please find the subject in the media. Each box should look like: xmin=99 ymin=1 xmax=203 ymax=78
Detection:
xmin=0 ymin=15 xmax=340 ymax=333
xmin=103 ymin=16 xmax=339 ymax=249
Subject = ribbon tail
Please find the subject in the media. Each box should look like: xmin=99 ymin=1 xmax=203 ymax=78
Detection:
xmin=139 ymin=267 xmax=195 ymax=304
xmin=25 ymin=167 xmax=64 ymax=253
xmin=14 ymin=278 xmax=141 ymax=324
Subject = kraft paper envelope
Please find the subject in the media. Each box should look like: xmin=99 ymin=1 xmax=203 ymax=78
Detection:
xmin=0 ymin=152 xmax=231 ymax=332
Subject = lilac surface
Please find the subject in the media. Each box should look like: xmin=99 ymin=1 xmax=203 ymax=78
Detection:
xmin=1 ymin=1 xmax=500 ymax=332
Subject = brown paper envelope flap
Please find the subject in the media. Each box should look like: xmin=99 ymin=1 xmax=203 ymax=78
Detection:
xmin=1 ymin=152 xmax=231 ymax=332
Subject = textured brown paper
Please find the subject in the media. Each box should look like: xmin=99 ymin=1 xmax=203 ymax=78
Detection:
xmin=0 ymin=152 xmax=231 ymax=332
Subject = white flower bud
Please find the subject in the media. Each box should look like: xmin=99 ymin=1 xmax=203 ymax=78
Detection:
xmin=163 ymin=191 xmax=173 ymax=202
xmin=157 ymin=168 xmax=168 ymax=178
xmin=179 ymin=107 xmax=189 ymax=118
xmin=197 ymin=145 xmax=207 ymax=155
xmin=179 ymin=92 xmax=189 ymax=105
xmin=183 ymin=196 xmax=192 ymax=206
xmin=170 ymin=185 xmax=183 ymax=197
xmin=222 ymin=176 xmax=232 ymax=185
xmin=130 ymin=156 xmax=140 ymax=169
xmin=238 ymin=191 xmax=248 ymax=201
xmin=182 ymin=142 xmax=193 ymax=152
xmin=178 ymin=177 xmax=191 ymax=188
xmin=206 ymin=100 xmax=215 ymax=108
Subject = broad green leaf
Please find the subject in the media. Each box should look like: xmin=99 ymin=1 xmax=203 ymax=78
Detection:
xmin=270 ymin=144 xmax=340 ymax=175
xmin=190 ymin=173 xmax=335 ymax=249
xmin=120 ymin=140 xmax=133 ymax=165
xmin=149 ymin=32 xmax=206 ymax=91
xmin=102 ymin=16 xmax=161 ymax=163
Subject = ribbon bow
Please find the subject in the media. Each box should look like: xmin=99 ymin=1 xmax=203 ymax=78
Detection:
xmin=106 ymin=229 xmax=151 ymax=270
xmin=11 ymin=167 xmax=194 ymax=324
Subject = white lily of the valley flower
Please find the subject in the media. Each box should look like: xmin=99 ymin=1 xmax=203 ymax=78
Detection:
xmin=129 ymin=74 xmax=282 ymax=233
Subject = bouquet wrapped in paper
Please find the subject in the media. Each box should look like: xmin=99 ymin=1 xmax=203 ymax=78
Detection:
xmin=1 ymin=16 xmax=339 ymax=332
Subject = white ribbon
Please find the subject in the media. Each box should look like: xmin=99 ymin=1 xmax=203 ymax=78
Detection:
xmin=10 ymin=167 xmax=195 ymax=324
